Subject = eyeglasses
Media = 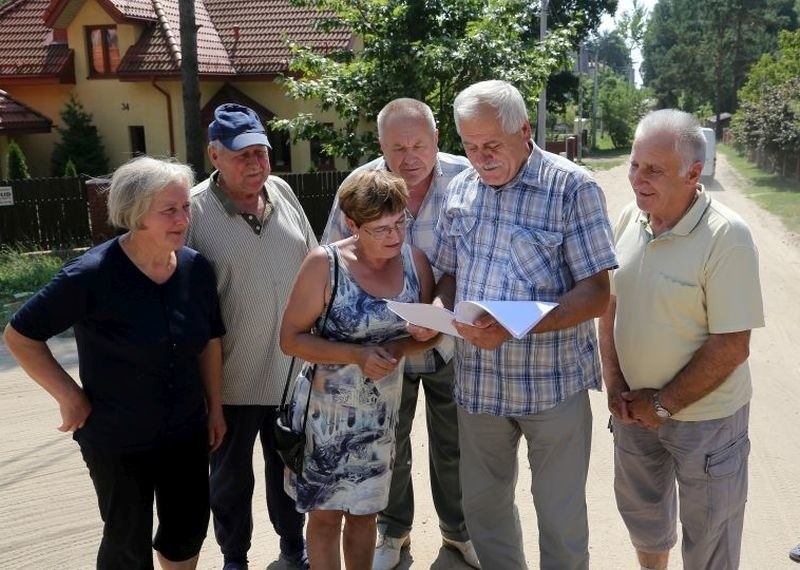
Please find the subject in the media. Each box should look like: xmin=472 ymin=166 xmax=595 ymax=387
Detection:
xmin=360 ymin=215 xmax=410 ymax=240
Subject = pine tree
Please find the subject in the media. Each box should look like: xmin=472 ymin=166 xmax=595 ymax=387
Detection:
xmin=7 ymin=140 xmax=31 ymax=180
xmin=51 ymin=95 xmax=109 ymax=177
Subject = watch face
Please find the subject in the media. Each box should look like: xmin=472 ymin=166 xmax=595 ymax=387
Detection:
xmin=656 ymin=408 xmax=671 ymax=418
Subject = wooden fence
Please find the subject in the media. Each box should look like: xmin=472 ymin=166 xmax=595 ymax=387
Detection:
xmin=746 ymin=147 xmax=800 ymax=182
xmin=0 ymin=177 xmax=91 ymax=250
xmin=281 ymin=171 xmax=349 ymax=237
xmin=0 ymin=171 xmax=350 ymax=251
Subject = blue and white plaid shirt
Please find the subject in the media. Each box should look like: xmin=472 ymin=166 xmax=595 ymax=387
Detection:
xmin=321 ymin=152 xmax=472 ymax=373
xmin=431 ymin=145 xmax=617 ymax=416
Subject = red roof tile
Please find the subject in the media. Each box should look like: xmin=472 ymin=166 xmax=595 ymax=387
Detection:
xmin=0 ymin=89 xmax=53 ymax=133
xmin=203 ymin=0 xmax=352 ymax=75
xmin=0 ymin=0 xmax=73 ymax=79
xmin=118 ymin=0 xmax=236 ymax=76
xmin=0 ymin=0 xmax=353 ymax=80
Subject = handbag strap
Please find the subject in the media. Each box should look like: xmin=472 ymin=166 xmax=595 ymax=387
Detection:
xmin=279 ymin=245 xmax=340 ymax=409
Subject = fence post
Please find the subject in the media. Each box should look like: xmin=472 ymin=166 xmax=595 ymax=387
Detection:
xmin=85 ymin=178 xmax=115 ymax=245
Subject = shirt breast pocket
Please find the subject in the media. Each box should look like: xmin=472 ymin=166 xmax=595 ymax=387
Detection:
xmin=507 ymin=227 xmax=563 ymax=285
xmin=652 ymin=273 xmax=704 ymax=329
xmin=448 ymin=213 xmax=478 ymax=255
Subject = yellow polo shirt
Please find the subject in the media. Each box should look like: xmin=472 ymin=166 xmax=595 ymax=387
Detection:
xmin=611 ymin=188 xmax=764 ymax=421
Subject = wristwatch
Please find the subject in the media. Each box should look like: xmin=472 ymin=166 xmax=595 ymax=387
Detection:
xmin=652 ymin=392 xmax=672 ymax=418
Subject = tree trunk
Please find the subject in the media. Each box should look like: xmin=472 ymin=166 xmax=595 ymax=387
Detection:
xmin=179 ymin=0 xmax=204 ymax=176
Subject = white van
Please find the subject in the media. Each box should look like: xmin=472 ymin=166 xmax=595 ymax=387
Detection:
xmin=701 ymin=127 xmax=716 ymax=179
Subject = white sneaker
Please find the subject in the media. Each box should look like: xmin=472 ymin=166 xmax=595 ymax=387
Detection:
xmin=372 ymin=533 xmax=410 ymax=570
xmin=442 ymin=537 xmax=481 ymax=568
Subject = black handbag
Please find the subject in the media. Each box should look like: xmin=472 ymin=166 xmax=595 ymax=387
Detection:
xmin=274 ymin=247 xmax=338 ymax=476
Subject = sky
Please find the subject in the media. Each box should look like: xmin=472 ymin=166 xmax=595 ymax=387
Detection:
xmin=599 ymin=0 xmax=659 ymax=84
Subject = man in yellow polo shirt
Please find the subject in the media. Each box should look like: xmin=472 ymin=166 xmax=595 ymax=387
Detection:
xmin=599 ymin=109 xmax=764 ymax=570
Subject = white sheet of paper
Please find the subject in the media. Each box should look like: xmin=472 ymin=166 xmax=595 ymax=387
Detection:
xmin=455 ymin=300 xmax=558 ymax=339
xmin=385 ymin=300 xmax=462 ymax=338
xmin=385 ymin=299 xmax=558 ymax=340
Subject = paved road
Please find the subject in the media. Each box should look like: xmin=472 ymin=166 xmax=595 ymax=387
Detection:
xmin=2 ymin=152 xmax=800 ymax=569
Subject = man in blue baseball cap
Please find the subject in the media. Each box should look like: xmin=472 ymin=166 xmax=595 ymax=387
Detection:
xmin=187 ymin=103 xmax=317 ymax=570
xmin=207 ymin=103 xmax=273 ymax=152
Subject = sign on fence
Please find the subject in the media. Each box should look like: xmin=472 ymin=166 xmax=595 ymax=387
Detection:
xmin=0 ymin=186 xmax=13 ymax=207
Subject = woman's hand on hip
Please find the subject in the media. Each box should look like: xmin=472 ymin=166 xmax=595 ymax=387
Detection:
xmin=57 ymin=388 xmax=91 ymax=432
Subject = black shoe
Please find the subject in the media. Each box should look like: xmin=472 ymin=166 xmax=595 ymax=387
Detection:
xmin=279 ymin=549 xmax=310 ymax=570
xmin=222 ymin=562 xmax=248 ymax=570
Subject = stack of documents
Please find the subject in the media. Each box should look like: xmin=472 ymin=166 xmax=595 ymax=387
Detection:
xmin=386 ymin=299 xmax=558 ymax=340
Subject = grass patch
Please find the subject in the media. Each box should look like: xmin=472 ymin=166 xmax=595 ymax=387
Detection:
xmin=0 ymin=248 xmax=75 ymax=328
xmin=580 ymin=146 xmax=630 ymax=172
xmin=718 ymin=144 xmax=800 ymax=233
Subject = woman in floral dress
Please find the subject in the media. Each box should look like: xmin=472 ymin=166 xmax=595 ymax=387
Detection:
xmin=280 ymin=170 xmax=440 ymax=569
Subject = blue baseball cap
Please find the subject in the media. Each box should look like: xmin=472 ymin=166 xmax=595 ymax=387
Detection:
xmin=208 ymin=103 xmax=271 ymax=151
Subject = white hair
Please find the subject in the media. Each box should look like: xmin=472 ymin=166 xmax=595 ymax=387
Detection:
xmin=376 ymin=98 xmax=437 ymax=140
xmin=453 ymin=80 xmax=529 ymax=135
xmin=634 ymin=109 xmax=706 ymax=174
xmin=107 ymin=156 xmax=194 ymax=230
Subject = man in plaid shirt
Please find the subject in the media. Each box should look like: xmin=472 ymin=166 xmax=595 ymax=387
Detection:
xmin=322 ymin=98 xmax=479 ymax=569
xmin=423 ymin=80 xmax=617 ymax=570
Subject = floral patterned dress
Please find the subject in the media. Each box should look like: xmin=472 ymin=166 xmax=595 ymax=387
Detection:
xmin=286 ymin=243 xmax=421 ymax=514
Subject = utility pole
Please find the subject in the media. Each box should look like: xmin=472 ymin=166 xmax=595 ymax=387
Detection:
xmin=537 ymin=0 xmax=548 ymax=148
xmin=591 ymin=46 xmax=599 ymax=150
xmin=577 ymin=43 xmax=583 ymax=161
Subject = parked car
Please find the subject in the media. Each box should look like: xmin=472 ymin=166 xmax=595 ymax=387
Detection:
xmin=701 ymin=127 xmax=717 ymax=179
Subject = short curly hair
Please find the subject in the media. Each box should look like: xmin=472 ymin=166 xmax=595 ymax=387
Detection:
xmin=337 ymin=170 xmax=408 ymax=226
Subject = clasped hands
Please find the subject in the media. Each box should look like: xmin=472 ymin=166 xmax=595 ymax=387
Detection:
xmin=609 ymin=387 xmax=665 ymax=430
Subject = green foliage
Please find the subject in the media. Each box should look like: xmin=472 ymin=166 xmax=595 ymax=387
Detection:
xmin=51 ymin=95 xmax=109 ymax=178
xmin=718 ymin=144 xmax=800 ymax=233
xmin=642 ymin=0 xmax=797 ymax=115
xmin=598 ymin=72 xmax=649 ymax=148
xmin=6 ymin=141 xmax=31 ymax=180
xmin=273 ymin=0 xmax=584 ymax=163
xmin=0 ymin=248 xmax=66 ymax=327
xmin=732 ymin=29 xmax=800 ymax=153
xmin=63 ymin=159 xmax=78 ymax=178
xmin=588 ymin=30 xmax=632 ymax=77
xmin=0 ymin=248 xmax=64 ymax=297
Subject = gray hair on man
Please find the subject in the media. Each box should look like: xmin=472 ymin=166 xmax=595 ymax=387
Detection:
xmin=453 ymin=80 xmax=529 ymax=136
xmin=634 ymin=109 xmax=706 ymax=175
xmin=107 ymin=156 xmax=194 ymax=230
xmin=376 ymin=98 xmax=437 ymax=140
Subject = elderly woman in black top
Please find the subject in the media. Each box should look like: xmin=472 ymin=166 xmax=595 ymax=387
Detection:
xmin=3 ymin=156 xmax=226 ymax=570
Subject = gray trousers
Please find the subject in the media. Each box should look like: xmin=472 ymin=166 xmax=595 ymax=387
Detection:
xmin=458 ymin=390 xmax=592 ymax=570
xmin=613 ymin=403 xmax=750 ymax=570
xmin=378 ymin=357 xmax=468 ymax=541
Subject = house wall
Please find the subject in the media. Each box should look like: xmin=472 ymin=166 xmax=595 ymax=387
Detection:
xmin=1 ymin=84 xmax=72 ymax=177
xmin=4 ymin=0 xmax=370 ymax=178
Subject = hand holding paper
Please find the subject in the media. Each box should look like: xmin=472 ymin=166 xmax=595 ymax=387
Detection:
xmin=386 ymin=299 xmax=558 ymax=340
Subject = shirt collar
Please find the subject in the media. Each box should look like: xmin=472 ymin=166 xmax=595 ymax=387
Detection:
xmin=636 ymin=185 xmax=710 ymax=237
xmin=486 ymin=142 xmax=538 ymax=192
xmin=209 ymin=170 xmax=270 ymax=216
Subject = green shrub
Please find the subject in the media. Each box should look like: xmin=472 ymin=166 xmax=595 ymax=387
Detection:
xmin=7 ymin=140 xmax=31 ymax=180
xmin=0 ymin=248 xmax=67 ymax=327
xmin=64 ymin=158 xmax=78 ymax=178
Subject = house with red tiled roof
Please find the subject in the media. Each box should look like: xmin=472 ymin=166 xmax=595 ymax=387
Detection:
xmin=0 ymin=0 xmax=354 ymax=177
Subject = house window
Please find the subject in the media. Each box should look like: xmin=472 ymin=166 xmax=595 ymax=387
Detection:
xmin=86 ymin=26 xmax=120 ymax=77
xmin=310 ymin=124 xmax=335 ymax=171
xmin=129 ymin=126 xmax=146 ymax=156
xmin=268 ymin=128 xmax=292 ymax=172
